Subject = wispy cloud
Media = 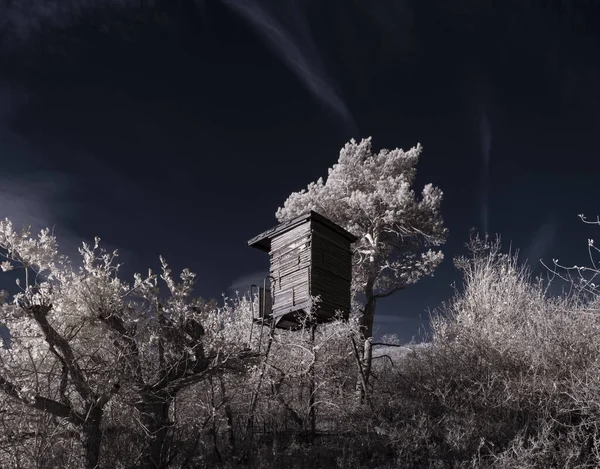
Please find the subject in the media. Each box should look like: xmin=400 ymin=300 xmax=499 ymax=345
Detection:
xmin=228 ymin=270 xmax=270 ymax=295
xmin=525 ymin=219 xmax=557 ymax=266
xmin=220 ymin=0 xmax=358 ymax=136
xmin=0 ymin=1 xmax=118 ymax=53
xmin=0 ymin=81 xmax=77 ymax=246
xmin=479 ymin=110 xmax=492 ymax=234
xmin=3 ymin=0 xmax=358 ymax=135
xmin=0 ymin=80 xmax=138 ymax=267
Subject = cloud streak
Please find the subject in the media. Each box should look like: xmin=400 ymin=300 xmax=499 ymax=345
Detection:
xmin=0 ymin=80 xmax=141 ymax=269
xmin=220 ymin=0 xmax=358 ymax=136
xmin=2 ymin=0 xmax=358 ymax=136
xmin=525 ymin=219 xmax=557 ymax=267
xmin=228 ymin=270 xmax=270 ymax=295
xmin=0 ymin=81 xmax=70 ymax=235
xmin=0 ymin=0 xmax=124 ymax=52
xmin=479 ymin=110 xmax=492 ymax=234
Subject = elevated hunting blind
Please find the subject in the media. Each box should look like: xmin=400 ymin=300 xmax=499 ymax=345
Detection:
xmin=248 ymin=211 xmax=358 ymax=329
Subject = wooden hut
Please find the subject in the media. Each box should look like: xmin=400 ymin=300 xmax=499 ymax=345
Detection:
xmin=248 ymin=211 xmax=358 ymax=329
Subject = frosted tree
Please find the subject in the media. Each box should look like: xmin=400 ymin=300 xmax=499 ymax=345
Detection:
xmin=277 ymin=137 xmax=447 ymax=384
xmin=0 ymin=219 xmax=255 ymax=469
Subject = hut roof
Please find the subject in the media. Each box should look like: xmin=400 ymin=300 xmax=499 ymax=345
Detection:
xmin=248 ymin=210 xmax=358 ymax=252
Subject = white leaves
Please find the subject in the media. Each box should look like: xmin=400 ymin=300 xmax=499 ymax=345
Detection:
xmin=0 ymin=216 xmax=265 ymax=430
xmin=0 ymin=219 xmax=62 ymax=273
xmin=159 ymin=257 xmax=197 ymax=307
xmin=132 ymin=269 xmax=158 ymax=299
xmin=276 ymin=137 xmax=447 ymax=300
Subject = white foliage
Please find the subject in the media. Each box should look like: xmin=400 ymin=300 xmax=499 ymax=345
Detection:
xmin=0 ymin=217 xmax=253 ymax=425
xmin=0 ymin=218 xmax=64 ymax=275
xmin=276 ymin=137 xmax=447 ymax=304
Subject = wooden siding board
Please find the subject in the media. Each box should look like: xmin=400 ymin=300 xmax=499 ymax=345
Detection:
xmin=272 ymin=252 xmax=312 ymax=275
xmin=272 ymin=264 xmax=310 ymax=314
xmin=312 ymin=292 xmax=351 ymax=307
xmin=311 ymin=221 xmax=356 ymax=247
xmin=312 ymin=256 xmax=352 ymax=281
xmin=311 ymin=232 xmax=353 ymax=267
xmin=310 ymin=227 xmax=353 ymax=320
xmin=273 ymin=268 xmax=309 ymax=285
xmin=272 ymin=300 xmax=312 ymax=316
xmin=313 ymin=288 xmax=351 ymax=301
xmin=312 ymin=242 xmax=352 ymax=258
xmin=309 ymin=214 xmax=357 ymax=244
xmin=248 ymin=211 xmax=313 ymax=252
xmin=275 ymin=234 xmax=311 ymax=246
xmin=274 ymin=284 xmax=309 ymax=300
xmin=248 ymin=210 xmax=357 ymax=252
xmin=270 ymin=224 xmax=311 ymax=250
xmin=248 ymin=212 xmax=356 ymax=329
xmin=273 ymin=245 xmax=311 ymax=261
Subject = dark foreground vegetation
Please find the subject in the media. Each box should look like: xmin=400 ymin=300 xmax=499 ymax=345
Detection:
xmin=2 ymin=229 xmax=600 ymax=468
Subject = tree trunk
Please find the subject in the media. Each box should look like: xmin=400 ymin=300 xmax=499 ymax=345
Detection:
xmin=308 ymin=324 xmax=316 ymax=442
xmin=356 ymin=282 xmax=377 ymax=403
xmin=137 ymin=393 xmax=173 ymax=469
xmin=218 ymin=375 xmax=236 ymax=453
xmin=80 ymin=407 xmax=104 ymax=469
xmin=361 ymin=294 xmax=377 ymax=386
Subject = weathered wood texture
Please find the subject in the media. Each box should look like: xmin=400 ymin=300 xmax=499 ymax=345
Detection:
xmin=248 ymin=211 xmax=357 ymax=329
xmin=309 ymin=221 xmax=353 ymax=320
xmin=269 ymin=222 xmax=311 ymax=319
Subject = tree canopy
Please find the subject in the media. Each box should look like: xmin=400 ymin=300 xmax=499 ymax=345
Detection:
xmin=277 ymin=137 xmax=447 ymax=340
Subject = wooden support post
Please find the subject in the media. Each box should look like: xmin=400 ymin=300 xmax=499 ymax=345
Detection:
xmin=308 ymin=324 xmax=317 ymax=442
xmin=350 ymin=334 xmax=372 ymax=410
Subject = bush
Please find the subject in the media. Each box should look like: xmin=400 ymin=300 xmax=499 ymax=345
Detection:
xmin=5 ymin=224 xmax=600 ymax=468
xmin=373 ymin=234 xmax=600 ymax=468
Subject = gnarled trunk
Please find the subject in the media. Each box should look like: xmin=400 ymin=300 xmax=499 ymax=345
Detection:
xmin=80 ymin=406 xmax=104 ymax=469
xmin=361 ymin=294 xmax=376 ymax=386
xmin=356 ymin=277 xmax=377 ymax=403
xmin=137 ymin=393 xmax=173 ymax=469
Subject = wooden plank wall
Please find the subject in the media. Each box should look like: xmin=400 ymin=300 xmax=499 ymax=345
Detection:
xmin=266 ymin=217 xmax=354 ymax=325
xmin=310 ymin=220 xmax=353 ymax=320
xmin=269 ymin=223 xmax=312 ymax=317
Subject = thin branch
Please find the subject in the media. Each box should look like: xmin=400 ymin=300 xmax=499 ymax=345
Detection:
xmin=30 ymin=305 xmax=93 ymax=402
xmin=372 ymin=354 xmax=395 ymax=367
xmin=0 ymin=374 xmax=75 ymax=421
xmin=96 ymin=307 xmax=144 ymax=386
xmin=373 ymin=285 xmax=407 ymax=299
xmin=371 ymin=342 xmax=409 ymax=347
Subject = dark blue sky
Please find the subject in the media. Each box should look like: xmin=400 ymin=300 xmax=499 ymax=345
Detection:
xmin=0 ymin=0 xmax=599 ymax=342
